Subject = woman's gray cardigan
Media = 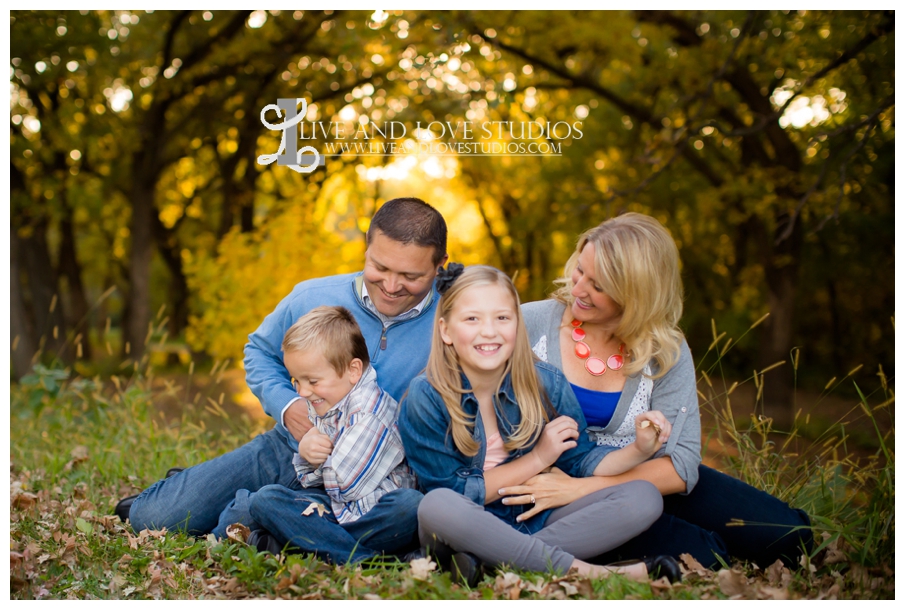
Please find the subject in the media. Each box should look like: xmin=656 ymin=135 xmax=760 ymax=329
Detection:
xmin=522 ymin=299 xmax=702 ymax=493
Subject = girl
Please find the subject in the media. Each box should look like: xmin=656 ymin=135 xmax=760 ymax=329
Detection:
xmin=398 ymin=265 xmax=680 ymax=583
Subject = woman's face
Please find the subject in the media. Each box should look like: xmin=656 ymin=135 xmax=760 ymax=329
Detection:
xmin=570 ymin=243 xmax=622 ymax=326
xmin=438 ymin=282 xmax=518 ymax=383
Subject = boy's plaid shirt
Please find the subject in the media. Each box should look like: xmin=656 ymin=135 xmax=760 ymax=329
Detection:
xmin=292 ymin=365 xmax=417 ymax=524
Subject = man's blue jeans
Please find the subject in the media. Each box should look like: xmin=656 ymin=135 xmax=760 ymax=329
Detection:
xmin=213 ymin=485 xmax=423 ymax=564
xmin=590 ymin=465 xmax=814 ymax=569
xmin=128 ymin=428 xmax=299 ymax=535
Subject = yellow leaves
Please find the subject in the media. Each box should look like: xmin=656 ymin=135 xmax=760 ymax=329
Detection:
xmin=185 ymin=200 xmax=352 ymax=361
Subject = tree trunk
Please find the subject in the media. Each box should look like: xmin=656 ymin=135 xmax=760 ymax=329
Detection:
xmin=58 ymin=197 xmax=92 ymax=360
xmin=127 ymin=176 xmax=156 ymax=362
xmin=754 ymin=213 xmax=802 ymax=427
xmin=10 ymin=228 xmax=37 ymax=379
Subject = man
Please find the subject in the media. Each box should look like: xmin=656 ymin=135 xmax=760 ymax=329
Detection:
xmin=120 ymin=197 xmax=448 ymax=536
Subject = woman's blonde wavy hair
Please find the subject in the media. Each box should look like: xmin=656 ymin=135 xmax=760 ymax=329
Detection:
xmin=552 ymin=213 xmax=685 ymax=379
xmin=426 ymin=265 xmax=553 ymax=457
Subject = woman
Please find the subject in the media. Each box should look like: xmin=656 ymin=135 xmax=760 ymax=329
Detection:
xmin=507 ymin=213 xmax=813 ymax=569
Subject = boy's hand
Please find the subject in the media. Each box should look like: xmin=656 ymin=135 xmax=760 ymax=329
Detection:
xmin=285 ymin=401 xmax=314 ymax=440
xmin=634 ymin=411 xmax=671 ymax=456
xmin=530 ymin=415 xmax=579 ymax=469
xmin=299 ymin=427 xmax=333 ymax=466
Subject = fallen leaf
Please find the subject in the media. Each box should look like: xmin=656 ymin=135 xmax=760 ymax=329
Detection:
xmin=64 ymin=446 xmax=90 ymax=471
xmin=817 ymin=583 xmax=840 ymax=600
xmin=649 ymin=576 xmax=673 ymax=591
xmin=409 ymin=557 xmax=437 ymax=581
xmin=765 ymin=559 xmax=785 ymax=586
xmin=12 ymin=492 xmax=39 ymax=510
xmin=823 ymin=536 xmax=846 ymax=564
xmin=302 ymin=502 xmax=328 ymax=517
xmin=494 ymin=571 xmax=524 ymax=598
xmin=758 ymin=585 xmax=789 ymax=600
xmin=679 ymin=553 xmax=712 ymax=577
xmin=225 ymin=523 xmax=251 ymax=543
xmin=717 ymin=568 xmax=752 ymax=598
xmin=524 ymin=577 xmax=548 ymax=594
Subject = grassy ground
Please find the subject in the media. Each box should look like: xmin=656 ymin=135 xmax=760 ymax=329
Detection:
xmin=9 ymin=352 xmax=895 ymax=600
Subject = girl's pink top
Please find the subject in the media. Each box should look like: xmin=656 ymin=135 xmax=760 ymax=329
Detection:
xmin=483 ymin=432 xmax=509 ymax=471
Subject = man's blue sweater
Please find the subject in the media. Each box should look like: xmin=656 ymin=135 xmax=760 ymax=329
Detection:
xmin=244 ymin=272 xmax=438 ymax=451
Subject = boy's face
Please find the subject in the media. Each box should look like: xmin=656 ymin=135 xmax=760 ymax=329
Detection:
xmin=285 ymin=349 xmax=363 ymax=417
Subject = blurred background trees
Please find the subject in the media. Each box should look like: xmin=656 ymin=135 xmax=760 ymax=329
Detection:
xmin=10 ymin=10 xmax=894 ymax=422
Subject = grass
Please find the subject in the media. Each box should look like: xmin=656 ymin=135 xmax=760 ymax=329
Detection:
xmin=9 ymin=322 xmax=895 ymax=599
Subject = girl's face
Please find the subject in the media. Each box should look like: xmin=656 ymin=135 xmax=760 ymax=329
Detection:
xmin=438 ymin=282 xmax=518 ymax=383
xmin=570 ymin=243 xmax=622 ymax=326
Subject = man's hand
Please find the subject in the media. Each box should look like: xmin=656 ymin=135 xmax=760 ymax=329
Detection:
xmin=284 ymin=400 xmax=314 ymax=441
xmin=298 ymin=426 xmax=333 ymax=466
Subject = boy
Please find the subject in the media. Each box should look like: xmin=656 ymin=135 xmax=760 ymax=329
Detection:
xmin=212 ymin=306 xmax=421 ymax=563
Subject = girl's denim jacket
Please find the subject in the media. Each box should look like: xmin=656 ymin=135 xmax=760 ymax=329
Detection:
xmin=398 ymin=361 xmax=616 ymax=534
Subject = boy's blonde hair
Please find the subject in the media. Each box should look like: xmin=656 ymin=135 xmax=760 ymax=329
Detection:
xmin=552 ymin=213 xmax=685 ymax=378
xmin=282 ymin=306 xmax=370 ymax=374
xmin=426 ymin=265 xmax=553 ymax=457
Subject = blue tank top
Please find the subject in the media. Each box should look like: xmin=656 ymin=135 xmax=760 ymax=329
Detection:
xmin=569 ymin=383 xmax=621 ymax=428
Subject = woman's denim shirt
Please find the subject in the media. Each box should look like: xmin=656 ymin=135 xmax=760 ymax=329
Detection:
xmin=399 ymin=361 xmax=617 ymax=535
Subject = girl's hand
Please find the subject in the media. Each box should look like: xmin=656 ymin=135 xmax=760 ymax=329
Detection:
xmin=298 ymin=427 xmax=333 ymax=466
xmin=530 ymin=416 xmax=580 ymax=469
xmin=634 ymin=410 xmax=671 ymax=456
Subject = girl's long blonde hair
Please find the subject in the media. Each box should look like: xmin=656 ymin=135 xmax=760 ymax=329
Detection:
xmin=426 ymin=265 xmax=552 ymax=457
xmin=552 ymin=213 xmax=685 ymax=378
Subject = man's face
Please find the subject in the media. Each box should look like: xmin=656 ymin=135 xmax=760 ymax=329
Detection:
xmin=363 ymin=230 xmax=446 ymax=318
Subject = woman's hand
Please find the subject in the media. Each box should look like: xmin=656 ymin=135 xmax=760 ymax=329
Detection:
xmin=634 ymin=410 xmax=671 ymax=456
xmin=500 ymin=468 xmax=612 ymax=522
xmin=529 ymin=416 xmax=580 ymax=469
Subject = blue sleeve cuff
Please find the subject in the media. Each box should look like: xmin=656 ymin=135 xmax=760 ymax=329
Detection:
xmin=461 ymin=467 xmax=486 ymax=506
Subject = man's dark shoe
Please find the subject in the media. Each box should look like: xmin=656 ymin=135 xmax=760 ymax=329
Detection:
xmin=247 ymin=529 xmax=284 ymax=555
xmin=114 ymin=495 xmax=136 ymax=522
xmin=449 ymin=551 xmax=483 ymax=587
xmin=113 ymin=467 xmax=184 ymax=522
xmin=643 ymin=555 xmax=682 ymax=583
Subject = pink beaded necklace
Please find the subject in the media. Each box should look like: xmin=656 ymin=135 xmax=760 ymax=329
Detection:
xmin=570 ymin=319 xmax=625 ymax=377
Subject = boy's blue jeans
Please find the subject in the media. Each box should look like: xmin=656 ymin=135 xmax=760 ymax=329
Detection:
xmin=213 ymin=485 xmax=423 ymax=563
xmin=590 ymin=465 xmax=814 ymax=569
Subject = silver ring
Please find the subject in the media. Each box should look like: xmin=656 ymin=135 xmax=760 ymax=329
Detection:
xmin=530 ymin=495 xmax=536 ymax=504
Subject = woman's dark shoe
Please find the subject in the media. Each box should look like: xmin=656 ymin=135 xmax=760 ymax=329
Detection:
xmin=449 ymin=551 xmax=483 ymax=587
xmin=643 ymin=555 xmax=682 ymax=583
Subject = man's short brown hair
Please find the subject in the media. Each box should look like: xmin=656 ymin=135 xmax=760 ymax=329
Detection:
xmin=282 ymin=306 xmax=370 ymax=375
xmin=366 ymin=197 xmax=447 ymax=266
